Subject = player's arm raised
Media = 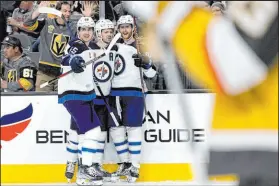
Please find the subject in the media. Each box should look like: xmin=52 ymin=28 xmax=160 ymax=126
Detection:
xmin=22 ymin=1 xmax=49 ymax=33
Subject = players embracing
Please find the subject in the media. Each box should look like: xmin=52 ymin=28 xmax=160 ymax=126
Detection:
xmin=59 ymin=14 xmax=157 ymax=185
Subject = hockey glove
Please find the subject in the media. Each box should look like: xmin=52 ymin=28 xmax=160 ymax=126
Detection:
xmin=132 ymin=54 xmax=152 ymax=70
xmin=69 ymin=55 xmax=85 ymax=73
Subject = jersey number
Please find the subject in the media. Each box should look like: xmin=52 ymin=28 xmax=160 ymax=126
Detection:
xmin=69 ymin=47 xmax=78 ymax=55
xmin=23 ymin=69 xmax=34 ymax=78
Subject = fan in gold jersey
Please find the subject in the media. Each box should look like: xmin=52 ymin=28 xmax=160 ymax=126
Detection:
xmin=124 ymin=1 xmax=278 ymax=186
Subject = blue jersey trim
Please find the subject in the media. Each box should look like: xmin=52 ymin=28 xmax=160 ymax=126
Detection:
xmin=58 ymin=93 xmax=96 ymax=104
xmin=66 ymin=147 xmax=78 ymax=154
xmin=110 ymin=90 xmax=144 ymax=97
xmin=94 ymin=98 xmax=109 ymax=105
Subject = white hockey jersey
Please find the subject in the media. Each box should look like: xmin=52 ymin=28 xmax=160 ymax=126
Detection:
xmin=58 ymin=38 xmax=118 ymax=104
xmin=58 ymin=38 xmax=97 ymax=104
xmin=90 ymin=43 xmax=117 ymax=97
xmin=111 ymin=42 xmax=157 ymax=97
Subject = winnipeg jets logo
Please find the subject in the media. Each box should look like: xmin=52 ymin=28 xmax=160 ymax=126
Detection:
xmin=114 ymin=54 xmax=126 ymax=75
xmin=93 ymin=61 xmax=112 ymax=82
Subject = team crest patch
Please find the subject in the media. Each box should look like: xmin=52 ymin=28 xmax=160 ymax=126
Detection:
xmin=48 ymin=25 xmax=55 ymax=33
xmin=93 ymin=61 xmax=112 ymax=82
xmin=50 ymin=33 xmax=70 ymax=58
xmin=7 ymin=69 xmax=17 ymax=82
xmin=114 ymin=54 xmax=126 ymax=75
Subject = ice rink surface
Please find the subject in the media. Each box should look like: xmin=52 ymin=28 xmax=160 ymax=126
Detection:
xmin=2 ymin=181 xmax=238 ymax=186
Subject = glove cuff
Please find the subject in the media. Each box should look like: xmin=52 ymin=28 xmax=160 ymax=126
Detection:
xmin=143 ymin=62 xmax=152 ymax=69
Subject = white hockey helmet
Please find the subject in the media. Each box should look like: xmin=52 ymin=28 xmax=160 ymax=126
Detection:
xmin=117 ymin=15 xmax=134 ymax=30
xmin=77 ymin=17 xmax=95 ymax=31
xmin=95 ymin=19 xmax=115 ymax=39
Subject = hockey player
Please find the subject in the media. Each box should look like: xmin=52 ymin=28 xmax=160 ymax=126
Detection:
xmin=86 ymin=18 xmax=119 ymax=182
xmin=58 ymin=16 xmax=104 ymax=186
xmin=64 ymin=118 xmax=82 ymax=182
xmin=64 ymin=18 xmax=119 ymax=184
xmin=109 ymin=15 xmax=157 ymax=183
xmin=125 ymin=1 xmax=278 ymax=186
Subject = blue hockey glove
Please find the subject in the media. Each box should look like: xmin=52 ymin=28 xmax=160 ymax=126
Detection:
xmin=69 ymin=55 xmax=85 ymax=73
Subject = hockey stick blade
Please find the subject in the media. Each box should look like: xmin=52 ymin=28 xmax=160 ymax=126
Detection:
xmin=39 ymin=33 xmax=121 ymax=89
xmin=38 ymin=7 xmax=62 ymax=17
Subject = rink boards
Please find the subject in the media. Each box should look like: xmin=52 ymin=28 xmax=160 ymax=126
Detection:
xmin=1 ymin=93 xmax=238 ymax=183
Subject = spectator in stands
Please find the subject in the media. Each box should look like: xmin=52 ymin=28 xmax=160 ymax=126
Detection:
xmin=94 ymin=1 xmax=121 ymax=24
xmin=32 ymin=36 xmax=40 ymax=52
xmin=6 ymin=1 xmax=39 ymax=44
xmin=1 ymin=36 xmax=38 ymax=92
xmin=23 ymin=1 xmax=94 ymax=92
xmin=113 ymin=1 xmax=126 ymax=18
xmin=0 ymin=1 xmax=18 ymax=48
xmin=73 ymin=1 xmax=99 ymax=21
xmin=0 ymin=1 xmax=18 ymax=14
xmin=0 ymin=10 xmax=8 ymax=49
xmin=107 ymin=1 xmax=122 ymax=23
xmin=211 ymin=2 xmax=226 ymax=15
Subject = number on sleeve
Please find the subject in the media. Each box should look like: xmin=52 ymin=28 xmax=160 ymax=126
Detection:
xmin=69 ymin=47 xmax=78 ymax=55
xmin=23 ymin=69 xmax=34 ymax=78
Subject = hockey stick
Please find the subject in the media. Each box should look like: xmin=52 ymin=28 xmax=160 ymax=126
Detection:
xmin=92 ymin=73 xmax=120 ymax=127
xmin=91 ymin=37 xmax=121 ymax=127
xmin=133 ymin=16 xmax=148 ymax=118
xmin=40 ymin=33 xmax=121 ymax=88
xmin=38 ymin=7 xmax=62 ymax=17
